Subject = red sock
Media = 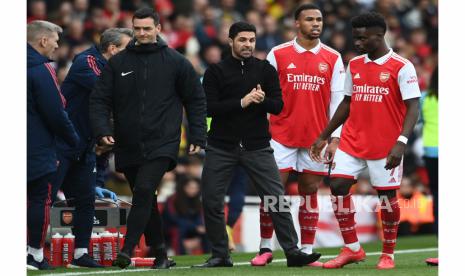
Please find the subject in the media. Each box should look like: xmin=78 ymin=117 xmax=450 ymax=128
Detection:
xmin=332 ymin=194 xmax=358 ymax=244
xmin=380 ymin=196 xmax=400 ymax=254
xmin=259 ymin=202 xmax=274 ymax=239
xmin=299 ymin=192 xmax=319 ymax=245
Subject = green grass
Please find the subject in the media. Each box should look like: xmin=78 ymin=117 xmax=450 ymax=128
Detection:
xmin=28 ymin=234 xmax=438 ymax=276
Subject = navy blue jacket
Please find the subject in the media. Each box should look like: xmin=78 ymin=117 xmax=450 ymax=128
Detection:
xmin=58 ymin=45 xmax=106 ymax=158
xmin=27 ymin=44 xmax=79 ymax=181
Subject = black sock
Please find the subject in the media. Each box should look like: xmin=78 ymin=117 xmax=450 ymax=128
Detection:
xmin=259 ymin=248 xmax=272 ymax=255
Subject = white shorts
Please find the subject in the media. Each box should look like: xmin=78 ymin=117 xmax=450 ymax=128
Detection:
xmin=330 ymin=148 xmax=403 ymax=190
xmin=270 ymin=139 xmax=328 ymax=175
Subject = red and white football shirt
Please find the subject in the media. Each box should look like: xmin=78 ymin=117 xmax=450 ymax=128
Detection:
xmin=339 ymin=49 xmax=421 ymax=160
xmin=267 ymin=39 xmax=345 ymax=148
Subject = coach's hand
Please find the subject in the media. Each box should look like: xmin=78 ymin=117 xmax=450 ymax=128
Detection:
xmin=323 ymin=137 xmax=339 ymax=164
xmin=189 ymin=144 xmax=202 ymax=155
xmin=309 ymin=137 xmax=327 ymax=163
xmin=385 ymin=142 xmax=405 ymax=170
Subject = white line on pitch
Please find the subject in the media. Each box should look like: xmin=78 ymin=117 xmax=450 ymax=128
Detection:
xmin=41 ymin=247 xmax=438 ymax=276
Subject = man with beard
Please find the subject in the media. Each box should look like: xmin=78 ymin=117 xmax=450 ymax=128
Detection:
xmin=193 ymin=21 xmax=321 ymax=268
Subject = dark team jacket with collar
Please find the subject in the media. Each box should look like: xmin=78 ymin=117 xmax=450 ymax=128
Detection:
xmin=203 ymin=55 xmax=283 ymax=150
xmin=90 ymin=38 xmax=207 ymax=171
xmin=27 ymin=44 xmax=80 ymax=181
xmin=57 ymin=45 xmax=106 ymax=160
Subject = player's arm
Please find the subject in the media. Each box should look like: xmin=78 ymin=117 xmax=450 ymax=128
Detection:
xmin=385 ymin=62 xmax=421 ymax=170
xmin=69 ymin=55 xmax=101 ymax=91
xmin=324 ymin=55 xmax=346 ymax=162
xmin=310 ymin=64 xmax=353 ymax=162
xmin=35 ymin=64 xmax=80 ymax=147
xmin=89 ymin=59 xmax=115 ymax=146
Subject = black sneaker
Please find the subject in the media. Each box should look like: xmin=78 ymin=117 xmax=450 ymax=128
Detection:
xmin=192 ymin=256 xmax=233 ymax=268
xmin=151 ymin=257 xmax=176 ymax=269
xmin=113 ymin=252 xmax=131 ymax=269
xmin=286 ymin=248 xmax=321 ymax=267
xmin=69 ymin=253 xmax=104 ymax=268
xmin=27 ymin=254 xmax=54 ymax=270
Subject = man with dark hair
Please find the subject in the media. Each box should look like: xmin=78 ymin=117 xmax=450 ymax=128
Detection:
xmin=251 ymin=3 xmax=345 ymax=267
xmin=51 ymin=28 xmax=132 ymax=268
xmin=27 ymin=20 xmax=80 ymax=270
xmin=193 ymin=21 xmax=321 ymax=268
xmin=90 ymin=7 xmax=206 ymax=269
xmin=310 ymin=12 xmax=421 ymax=269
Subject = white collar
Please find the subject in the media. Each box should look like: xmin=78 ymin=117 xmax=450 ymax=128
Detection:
xmin=363 ymin=48 xmax=393 ymax=65
xmin=293 ymin=37 xmax=321 ymax=54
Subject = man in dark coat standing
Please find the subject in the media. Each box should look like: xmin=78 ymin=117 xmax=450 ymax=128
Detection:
xmin=193 ymin=22 xmax=321 ymax=268
xmin=27 ymin=20 xmax=79 ymax=270
xmin=90 ymin=8 xmax=206 ymax=269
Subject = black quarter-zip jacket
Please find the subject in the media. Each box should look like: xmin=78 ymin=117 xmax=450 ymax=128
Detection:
xmin=203 ymin=55 xmax=283 ymax=150
xmin=90 ymin=37 xmax=206 ymax=171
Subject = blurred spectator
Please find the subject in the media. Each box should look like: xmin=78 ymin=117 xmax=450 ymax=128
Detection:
xmin=102 ymin=0 xmax=127 ymax=27
xmin=185 ymin=155 xmax=204 ymax=179
xmin=397 ymin=177 xmax=434 ymax=236
xmin=65 ymin=19 xmax=88 ymax=47
xmin=163 ymin=176 xmax=209 ymax=255
xmin=256 ymin=14 xmax=283 ymax=52
xmin=27 ymin=0 xmax=47 ymax=23
xmin=217 ymin=0 xmax=244 ymax=25
xmin=194 ymin=6 xmax=219 ymax=48
xmin=73 ymin=0 xmax=89 ymax=22
xmin=84 ymin=7 xmax=110 ymax=44
xmin=420 ymin=66 xmax=438 ymax=234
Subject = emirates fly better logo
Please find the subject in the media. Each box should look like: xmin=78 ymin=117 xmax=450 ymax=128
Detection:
xmin=286 ymin=73 xmax=325 ymax=91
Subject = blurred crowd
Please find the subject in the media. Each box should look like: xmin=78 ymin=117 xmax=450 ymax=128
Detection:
xmin=28 ymin=0 xmax=438 ymax=254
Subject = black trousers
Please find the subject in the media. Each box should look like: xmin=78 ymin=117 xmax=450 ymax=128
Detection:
xmin=27 ymin=172 xmax=54 ymax=249
xmin=201 ymin=145 xmax=298 ymax=258
xmin=51 ymin=152 xmax=96 ymax=249
xmin=121 ymin=157 xmax=171 ymax=256
xmin=424 ymin=156 xmax=438 ymax=234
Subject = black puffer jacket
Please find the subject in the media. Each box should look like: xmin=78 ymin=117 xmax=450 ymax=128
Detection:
xmin=203 ymin=55 xmax=283 ymax=150
xmin=90 ymin=37 xmax=206 ymax=171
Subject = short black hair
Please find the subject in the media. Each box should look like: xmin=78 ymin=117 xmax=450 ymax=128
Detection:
xmin=294 ymin=3 xmax=321 ymax=20
xmin=351 ymin=12 xmax=387 ymax=33
xmin=228 ymin=21 xmax=256 ymax=39
xmin=132 ymin=7 xmax=160 ymax=25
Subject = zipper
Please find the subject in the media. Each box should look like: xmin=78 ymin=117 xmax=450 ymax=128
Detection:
xmin=239 ymin=140 xmax=244 ymax=151
xmin=141 ymin=61 xmax=148 ymax=158
xmin=241 ymin=60 xmax=244 ymax=75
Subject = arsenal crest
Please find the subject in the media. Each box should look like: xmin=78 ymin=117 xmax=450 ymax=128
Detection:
xmin=379 ymin=72 xmax=390 ymax=82
xmin=318 ymin=62 xmax=328 ymax=73
xmin=62 ymin=211 xmax=73 ymax=225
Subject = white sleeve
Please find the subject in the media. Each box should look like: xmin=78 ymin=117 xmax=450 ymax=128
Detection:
xmin=329 ymin=56 xmax=345 ymax=138
xmin=330 ymin=55 xmax=345 ymax=92
xmin=266 ymin=49 xmax=278 ymax=70
xmin=398 ymin=62 xmax=421 ymax=100
xmin=344 ymin=63 xmax=353 ymax=96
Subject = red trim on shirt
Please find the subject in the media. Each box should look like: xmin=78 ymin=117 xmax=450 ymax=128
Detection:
xmin=87 ymin=55 xmax=101 ymax=76
xmin=44 ymin=63 xmax=66 ymax=107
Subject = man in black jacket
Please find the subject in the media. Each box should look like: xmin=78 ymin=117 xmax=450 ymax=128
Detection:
xmin=89 ymin=8 xmax=206 ymax=269
xmin=193 ymin=22 xmax=321 ymax=268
